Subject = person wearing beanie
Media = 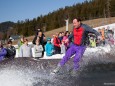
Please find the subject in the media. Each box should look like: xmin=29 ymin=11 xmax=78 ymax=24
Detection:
xmin=45 ymin=38 xmax=54 ymax=56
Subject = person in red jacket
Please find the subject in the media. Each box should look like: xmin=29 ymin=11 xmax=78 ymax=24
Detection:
xmin=52 ymin=18 xmax=100 ymax=75
xmin=53 ymin=35 xmax=61 ymax=54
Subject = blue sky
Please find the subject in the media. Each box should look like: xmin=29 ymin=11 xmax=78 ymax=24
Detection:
xmin=0 ymin=0 xmax=85 ymax=23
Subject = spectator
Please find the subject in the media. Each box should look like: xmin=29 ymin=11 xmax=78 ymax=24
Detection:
xmin=108 ymin=32 xmax=114 ymax=45
xmin=104 ymin=27 xmax=109 ymax=45
xmin=58 ymin=32 xmax=63 ymax=42
xmin=69 ymin=31 xmax=73 ymax=47
xmin=51 ymin=35 xmax=55 ymax=45
xmin=0 ymin=41 xmax=7 ymax=61
xmin=53 ymin=35 xmax=61 ymax=54
xmin=35 ymin=28 xmax=42 ymax=36
xmin=106 ymin=28 xmax=114 ymax=46
xmin=33 ymin=39 xmax=43 ymax=58
xmin=19 ymin=39 xmax=32 ymax=57
xmin=18 ymin=35 xmax=24 ymax=52
xmin=105 ymin=28 xmax=109 ymax=39
xmin=45 ymin=38 xmax=54 ymax=56
xmin=33 ymin=31 xmax=46 ymax=45
xmin=62 ymin=31 xmax=70 ymax=49
xmin=89 ymin=37 xmax=96 ymax=48
xmin=61 ymin=32 xmax=65 ymax=38
xmin=60 ymin=40 xmax=66 ymax=54
xmin=101 ymin=28 xmax=105 ymax=45
xmin=97 ymin=28 xmax=103 ymax=46
xmin=33 ymin=31 xmax=46 ymax=57
xmin=6 ymin=40 xmax=16 ymax=59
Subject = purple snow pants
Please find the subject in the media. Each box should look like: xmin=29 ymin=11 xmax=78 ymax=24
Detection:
xmin=59 ymin=44 xmax=86 ymax=70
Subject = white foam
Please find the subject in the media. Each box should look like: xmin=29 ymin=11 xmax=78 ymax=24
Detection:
xmin=0 ymin=67 xmax=39 ymax=86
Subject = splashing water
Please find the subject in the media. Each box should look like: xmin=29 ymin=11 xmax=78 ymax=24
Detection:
xmin=0 ymin=45 xmax=115 ymax=86
xmin=0 ymin=68 xmax=35 ymax=86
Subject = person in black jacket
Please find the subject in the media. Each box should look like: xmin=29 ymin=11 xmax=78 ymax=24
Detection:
xmin=6 ymin=40 xmax=16 ymax=59
xmin=33 ymin=31 xmax=46 ymax=57
xmin=33 ymin=31 xmax=46 ymax=45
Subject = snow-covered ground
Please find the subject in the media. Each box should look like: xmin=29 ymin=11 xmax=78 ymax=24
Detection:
xmin=14 ymin=44 xmax=111 ymax=59
xmin=41 ymin=45 xmax=111 ymax=59
xmin=94 ymin=23 xmax=115 ymax=30
xmin=14 ymin=23 xmax=115 ymax=59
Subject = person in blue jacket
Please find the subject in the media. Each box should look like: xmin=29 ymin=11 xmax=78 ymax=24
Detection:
xmin=45 ymin=38 xmax=54 ymax=56
xmin=0 ymin=41 xmax=7 ymax=61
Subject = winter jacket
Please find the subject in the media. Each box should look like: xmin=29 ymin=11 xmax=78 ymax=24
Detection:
xmin=18 ymin=41 xmax=24 ymax=52
xmin=62 ymin=36 xmax=69 ymax=47
xmin=45 ymin=42 xmax=54 ymax=56
xmin=89 ymin=38 xmax=96 ymax=47
xmin=32 ymin=34 xmax=46 ymax=45
xmin=0 ymin=48 xmax=7 ymax=61
xmin=69 ymin=23 xmax=100 ymax=46
xmin=34 ymin=45 xmax=43 ymax=57
xmin=6 ymin=46 xmax=16 ymax=59
xmin=53 ymin=37 xmax=60 ymax=47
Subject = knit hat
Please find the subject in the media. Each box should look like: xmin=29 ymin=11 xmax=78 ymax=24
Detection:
xmin=47 ymin=38 xmax=51 ymax=41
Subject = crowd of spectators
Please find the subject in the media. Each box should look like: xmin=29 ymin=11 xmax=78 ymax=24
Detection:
xmin=0 ymin=26 xmax=115 ymax=61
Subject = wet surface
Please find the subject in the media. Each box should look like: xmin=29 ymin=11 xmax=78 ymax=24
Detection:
xmin=0 ymin=48 xmax=115 ymax=86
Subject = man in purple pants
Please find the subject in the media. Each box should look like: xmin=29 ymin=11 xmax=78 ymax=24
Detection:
xmin=52 ymin=18 xmax=100 ymax=75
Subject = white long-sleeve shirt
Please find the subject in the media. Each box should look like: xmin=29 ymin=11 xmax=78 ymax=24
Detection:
xmin=34 ymin=45 xmax=43 ymax=57
xmin=19 ymin=44 xmax=32 ymax=57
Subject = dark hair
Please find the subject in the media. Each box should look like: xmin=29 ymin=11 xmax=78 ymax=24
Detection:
xmin=76 ymin=17 xmax=81 ymax=22
xmin=7 ymin=40 xmax=12 ymax=44
xmin=36 ymin=30 xmax=43 ymax=35
xmin=24 ymin=39 xmax=28 ymax=42
xmin=73 ymin=17 xmax=81 ymax=22
xmin=64 ymin=31 xmax=70 ymax=36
